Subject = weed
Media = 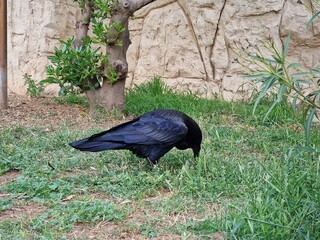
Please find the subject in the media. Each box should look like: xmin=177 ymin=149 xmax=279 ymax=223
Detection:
xmin=24 ymin=74 xmax=44 ymax=98
xmin=52 ymin=94 xmax=89 ymax=108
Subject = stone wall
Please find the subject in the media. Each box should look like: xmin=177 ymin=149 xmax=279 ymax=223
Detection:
xmin=8 ymin=0 xmax=80 ymax=94
xmin=7 ymin=0 xmax=320 ymax=100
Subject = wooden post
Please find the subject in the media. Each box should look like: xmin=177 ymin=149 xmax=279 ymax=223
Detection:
xmin=0 ymin=0 xmax=8 ymax=109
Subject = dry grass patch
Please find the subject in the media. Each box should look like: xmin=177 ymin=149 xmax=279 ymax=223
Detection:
xmin=0 ymin=202 xmax=46 ymax=223
xmin=0 ymin=170 xmax=20 ymax=186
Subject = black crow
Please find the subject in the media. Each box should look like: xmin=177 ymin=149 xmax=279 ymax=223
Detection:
xmin=69 ymin=109 xmax=202 ymax=165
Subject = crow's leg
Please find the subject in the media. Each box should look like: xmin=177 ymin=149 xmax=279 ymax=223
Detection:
xmin=147 ymin=158 xmax=158 ymax=169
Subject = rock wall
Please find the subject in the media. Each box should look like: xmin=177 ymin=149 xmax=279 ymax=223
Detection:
xmin=8 ymin=0 xmax=80 ymax=94
xmin=7 ymin=0 xmax=320 ymax=100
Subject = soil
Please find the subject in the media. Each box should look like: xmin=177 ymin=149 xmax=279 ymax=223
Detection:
xmin=0 ymin=170 xmax=20 ymax=187
xmin=0 ymin=201 xmax=46 ymax=223
xmin=0 ymin=93 xmax=128 ymax=131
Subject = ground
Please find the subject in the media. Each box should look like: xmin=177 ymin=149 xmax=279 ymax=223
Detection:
xmin=0 ymin=93 xmax=126 ymax=130
xmin=0 ymin=94 xmax=225 ymax=239
xmin=1 ymin=91 xmax=319 ymax=239
xmin=0 ymin=95 xmax=131 ymax=239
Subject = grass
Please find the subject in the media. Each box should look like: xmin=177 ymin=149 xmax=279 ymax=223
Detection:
xmin=0 ymin=78 xmax=319 ymax=239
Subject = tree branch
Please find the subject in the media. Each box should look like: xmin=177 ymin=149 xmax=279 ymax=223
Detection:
xmin=73 ymin=0 xmax=101 ymax=89
xmin=129 ymin=0 xmax=157 ymax=14
xmin=73 ymin=0 xmax=94 ymax=48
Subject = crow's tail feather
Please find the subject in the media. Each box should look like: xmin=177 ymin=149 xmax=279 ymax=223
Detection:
xmin=69 ymin=138 xmax=125 ymax=152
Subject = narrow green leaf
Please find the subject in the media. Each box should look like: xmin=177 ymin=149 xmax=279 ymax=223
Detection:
xmin=307 ymin=11 xmax=320 ymax=28
xmin=307 ymin=90 xmax=320 ymax=97
xmin=292 ymin=96 xmax=298 ymax=114
xmin=282 ymin=33 xmax=290 ymax=60
xmin=310 ymin=68 xmax=320 ymax=73
xmin=276 ymin=85 xmax=287 ymax=103
xmin=245 ymin=218 xmax=296 ymax=230
xmin=263 ymin=85 xmax=287 ymax=122
xmin=291 ymin=79 xmax=313 ymax=85
xmin=294 ymin=145 xmax=319 ymax=153
xmin=287 ymin=62 xmax=303 ymax=68
xmin=305 ymin=108 xmax=316 ymax=144
xmin=242 ymin=73 xmax=270 ymax=79
xmin=273 ymin=55 xmax=282 ymax=64
xmin=292 ymin=71 xmax=314 ymax=76
xmin=263 ymin=101 xmax=278 ymax=122
xmin=253 ymin=76 xmax=275 ymax=114
xmin=230 ymin=219 xmax=244 ymax=238
xmin=41 ymin=77 xmax=59 ymax=84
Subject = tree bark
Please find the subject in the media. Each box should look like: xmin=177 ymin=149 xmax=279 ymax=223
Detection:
xmin=73 ymin=0 xmax=93 ymax=49
xmin=74 ymin=0 xmax=156 ymax=112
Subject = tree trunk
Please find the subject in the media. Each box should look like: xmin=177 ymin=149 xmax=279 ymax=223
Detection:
xmin=85 ymin=78 xmax=126 ymax=111
xmin=75 ymin=0 xmax=156 ymax=112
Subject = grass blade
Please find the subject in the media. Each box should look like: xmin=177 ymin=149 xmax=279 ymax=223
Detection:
xmin=230 ymin=219 xmax=244 ymax=239
xmin=245 ymin=218 xmax=296 ymax=230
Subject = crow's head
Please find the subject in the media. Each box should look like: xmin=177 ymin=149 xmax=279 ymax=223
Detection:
xmin=192 ymin=142 xmax=201 ymax=158
xmin=191 ymin=130 xmax=202 ymax=158
xmin=185 ymin=118 xmax=202 ymax=158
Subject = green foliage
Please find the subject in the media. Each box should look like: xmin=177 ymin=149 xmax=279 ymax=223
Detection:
xmin=91 ymin=0 xmax=125 ymax=45
xmin=73 ymin=0 xmax=85 ymax=10
xmin=125 ymin=77 xmax=226 ymax=118
xmin=303 ymin=0 xmax=320 ymax=28
xmin=30 ymin=200 xmax=124 ymax=234
xmin=43 ymin=0 xmax=124 ymax=96
xmin=235 ymin=34 xmax=320 ymax=145
xmin=52 ymin=94 xmax=89 ymax=108
xmin=42 ymin=37 xmax=108 ymax=96
xmin=23 ymin=74 xmax=44 ymax=98
xmin=125 ymin=77 xmax=295 ymax=124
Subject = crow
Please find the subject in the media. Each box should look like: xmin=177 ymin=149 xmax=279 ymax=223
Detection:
xmin=69 ymin=109 xmax=202 ymax=165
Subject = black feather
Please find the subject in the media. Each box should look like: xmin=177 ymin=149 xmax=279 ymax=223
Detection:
xmin=69 ymin=109 xmax=202 ymax=164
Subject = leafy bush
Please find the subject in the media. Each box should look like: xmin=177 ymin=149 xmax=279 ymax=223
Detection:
xmin=41 ymin=0 xmax=123 ymax=96
xmin=41 ymin=37 xmax=109 ymax=96
xmin=24 ymin=74 xmax=44 ymax=98
xmin=235 ymin=34 xmax=319 ymax=145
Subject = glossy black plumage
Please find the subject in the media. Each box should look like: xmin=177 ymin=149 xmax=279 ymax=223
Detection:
xmin=69 ymin=109 xmax=202 ymax=164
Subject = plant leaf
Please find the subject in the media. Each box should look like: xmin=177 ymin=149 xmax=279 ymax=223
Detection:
xmin=294 ymin=145 xmax=319 ymax=153
xmin=263 ymin=101 xmax=278 ymax=122
xmin=287 ymin=62 xmax=303 ymax=68
xmin=253 ymin=76 xmax=275 ymax=114
xmin=291 ymin=79 xmax=313 ymax=85
xmin=291 ymin=96 xmax=298 ymax=114
xmin=282 ymin=33 xmax=290 ymax=60
xmin=305 ymin=108 xmax=316 ymax=144
xmin=230 ymin=219 xmax=244 ymax=238
xmin=261 ymin=85 xmax=288 ymax=122
xmin=242 ymin=73 xmax=270 ymax=79
xmin=307 ymin=11 xmax=320 ymax=29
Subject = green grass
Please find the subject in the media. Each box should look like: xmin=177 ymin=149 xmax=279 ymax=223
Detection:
xmin=0 ymin=78 xmax=319 ymax=239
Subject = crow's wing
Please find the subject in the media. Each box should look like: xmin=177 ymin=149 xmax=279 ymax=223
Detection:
xmin=89 ymin=117 xmax=188 ymax=146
